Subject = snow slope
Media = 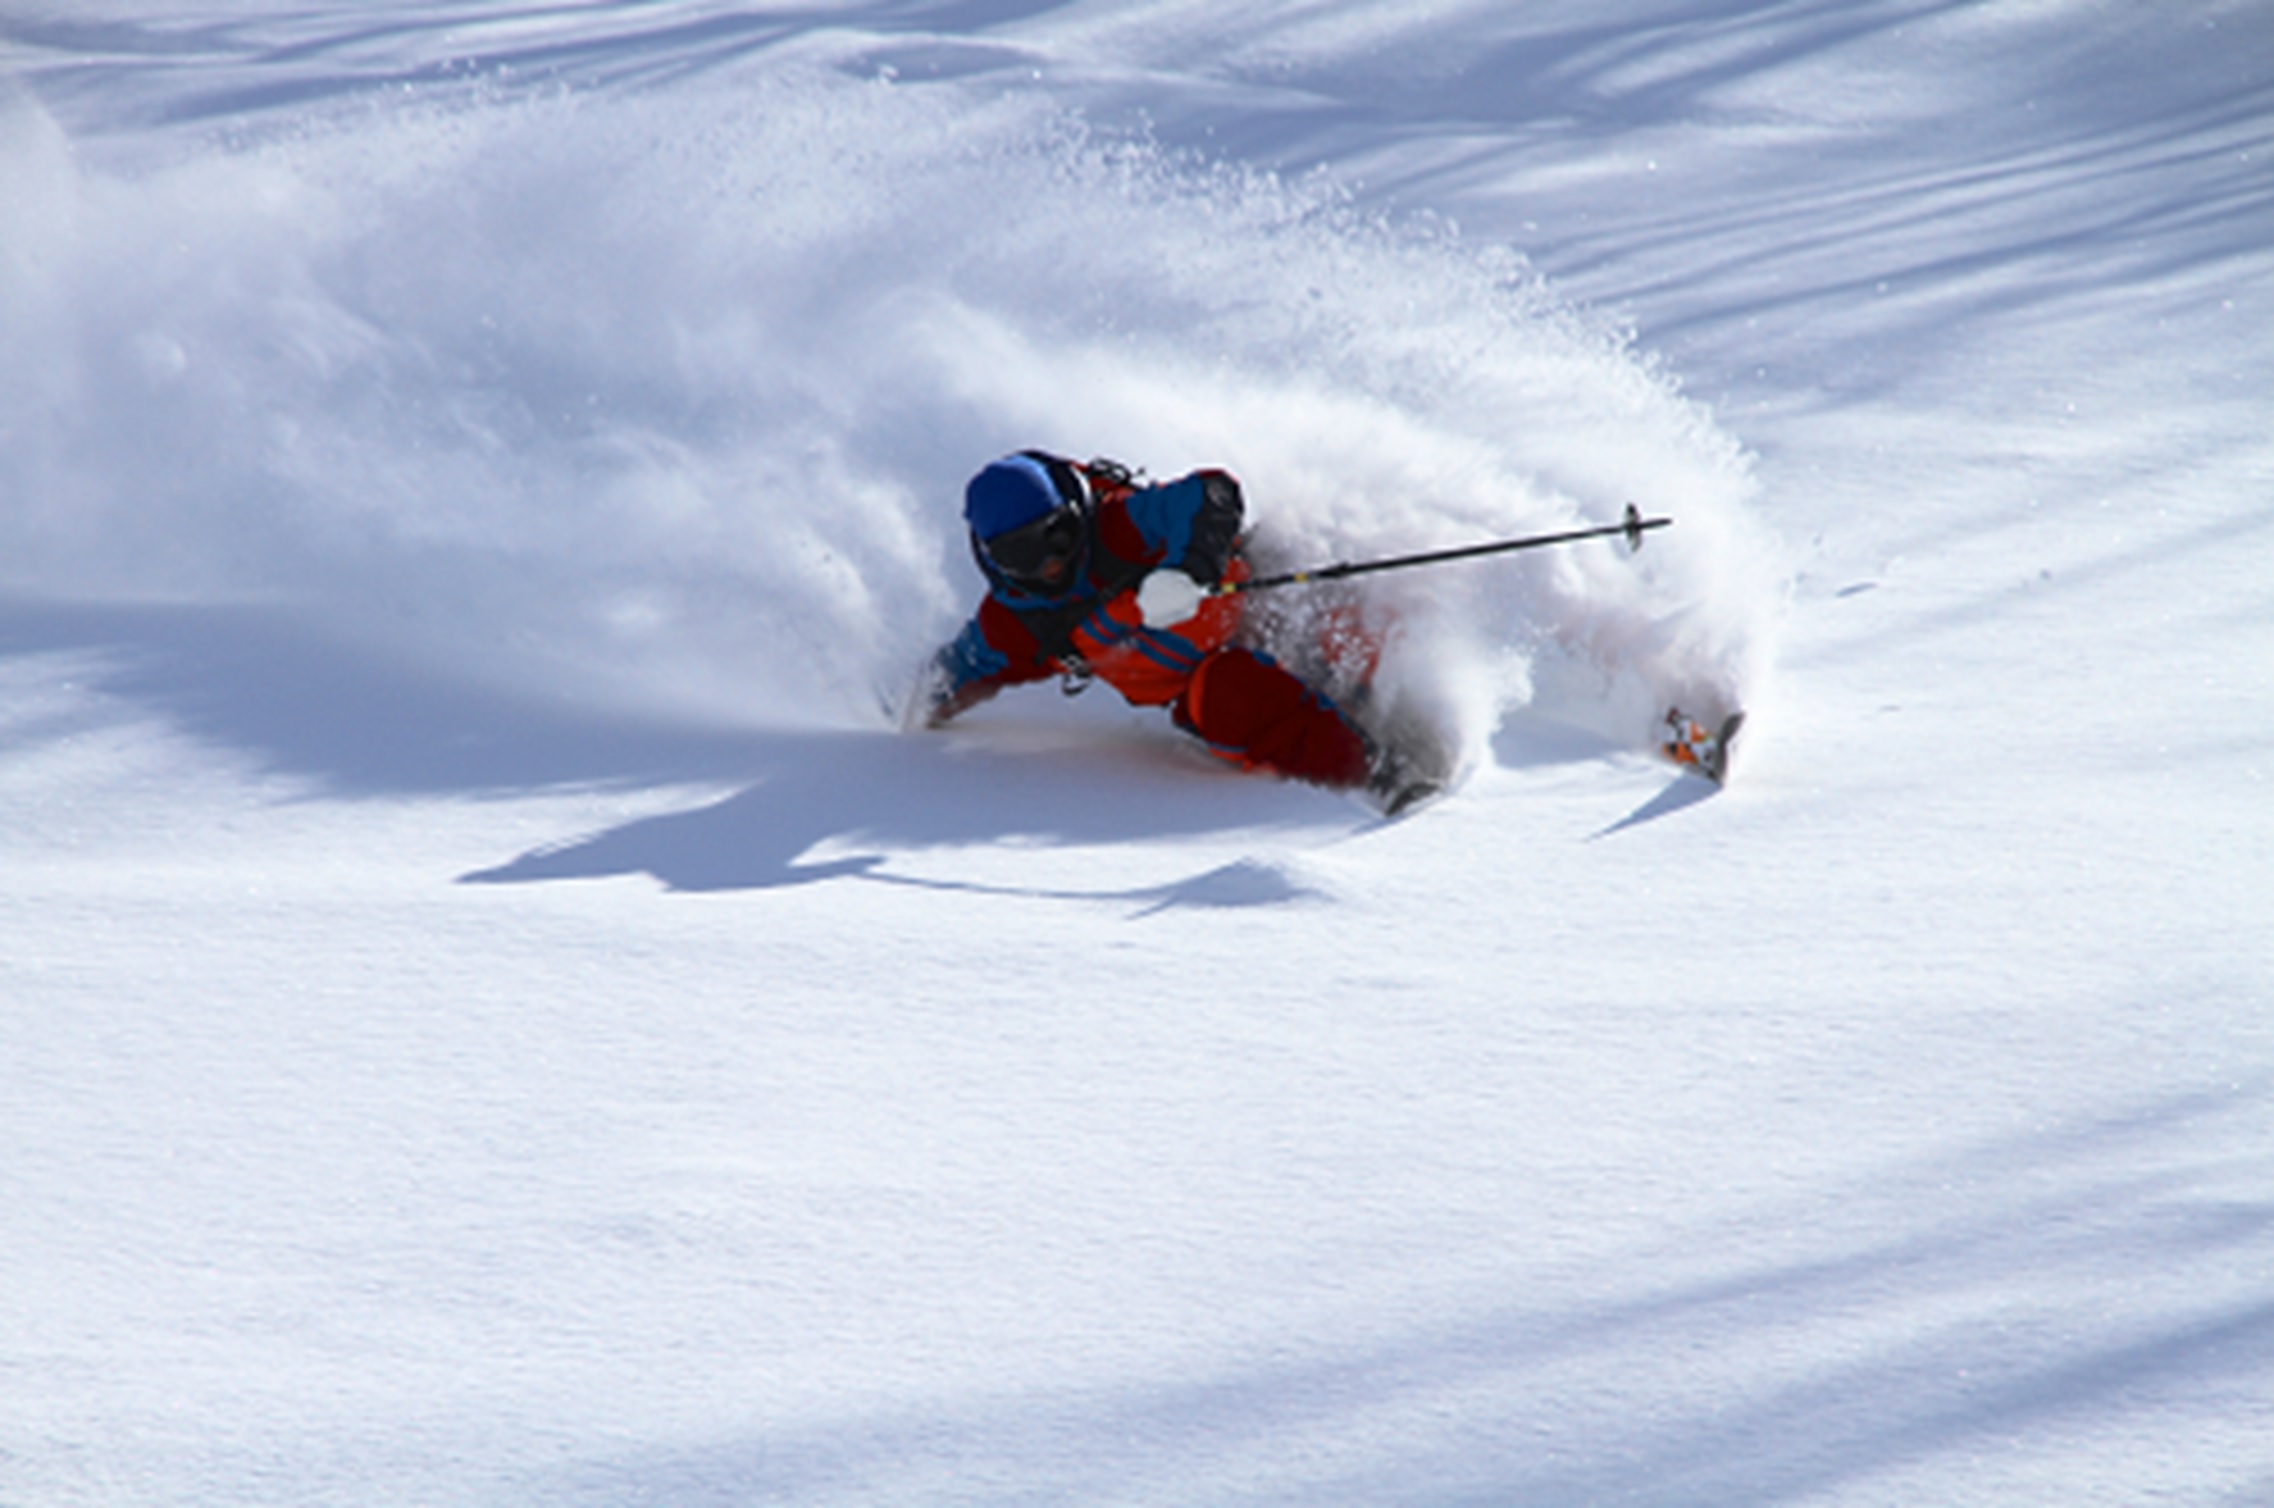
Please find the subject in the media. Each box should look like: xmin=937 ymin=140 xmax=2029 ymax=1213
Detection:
xmin=3 ymin=2 xmax=2270 ymax=1504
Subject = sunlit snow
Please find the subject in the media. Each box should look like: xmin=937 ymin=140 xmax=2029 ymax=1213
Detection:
xmin=3 ymin=3 xmax=2269 ymax=1504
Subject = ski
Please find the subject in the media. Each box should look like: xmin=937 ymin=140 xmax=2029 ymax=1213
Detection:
xmin=1371 ymin=771 xmax=1444 ymax=818
xmin=1662 ymin=707 xmax=1745 ymax=784
xmin=1357 ymin=698 xmax=1458 ymax=817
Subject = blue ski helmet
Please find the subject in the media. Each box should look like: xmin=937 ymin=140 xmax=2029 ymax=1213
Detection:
xmin=965 ymin=453 xmax=1091 ymax=597
xmin=963 ymin=454 xmax=1064 ymax=539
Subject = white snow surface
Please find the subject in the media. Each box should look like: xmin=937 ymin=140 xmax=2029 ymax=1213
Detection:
xmin=3 ymin=2 xmax=2270 ymax=1503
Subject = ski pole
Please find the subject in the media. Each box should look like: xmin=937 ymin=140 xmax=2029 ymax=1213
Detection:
xmin=1215 ymin=503 xmax=1670 ymax=596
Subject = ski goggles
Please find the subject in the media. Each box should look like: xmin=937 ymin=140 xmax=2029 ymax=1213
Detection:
xmin=981 ymin=502 xmax=1085 ymax=589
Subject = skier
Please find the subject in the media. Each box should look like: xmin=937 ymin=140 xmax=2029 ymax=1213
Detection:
xmin=907 ymin=450 xmax=1434 ymax=810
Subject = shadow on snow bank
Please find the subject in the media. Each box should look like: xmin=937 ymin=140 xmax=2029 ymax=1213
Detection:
xmin=0 ymin=594 xmax=1360 ymax=898
xmin=0 ymin=595 xmax=759 ymax=796
xmin=458 ymin=727 xmax=1353 ymax=897
xmin=532 ymin=1080 xmax=2274 ymax=1507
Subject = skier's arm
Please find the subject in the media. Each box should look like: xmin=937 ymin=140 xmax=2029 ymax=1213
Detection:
xmin=1119 ymin=469 xmax=1244 ymax=586
xmin=908 ymin=606 xmax=1053 ymax=728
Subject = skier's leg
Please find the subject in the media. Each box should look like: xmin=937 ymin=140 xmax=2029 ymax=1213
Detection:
xmin=1174 ymin=647 xmax=1371 ymax=788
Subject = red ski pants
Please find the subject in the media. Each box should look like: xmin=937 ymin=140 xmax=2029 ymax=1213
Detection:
xmin=1173 ymin=647 xmax=1370 ymax=789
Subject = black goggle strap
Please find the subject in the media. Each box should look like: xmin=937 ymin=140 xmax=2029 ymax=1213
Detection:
xmin=1019 ymin=450 xmax=1093 ymax=512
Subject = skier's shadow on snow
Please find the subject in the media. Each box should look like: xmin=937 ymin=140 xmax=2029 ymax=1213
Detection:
xmin=459 ymin=722 xmax=1349 ymax=900
xmin=0 ymin=596 xmax=1340 ymax=904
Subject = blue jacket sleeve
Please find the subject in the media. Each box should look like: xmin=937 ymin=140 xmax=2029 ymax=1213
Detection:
xmin=915 ymin=600 xmax=1060 ymax=726
xmin=1119 ymin=470 xmax=1244 ymax=584
xmin=940 ymin=617 xmax=1008 ymax=687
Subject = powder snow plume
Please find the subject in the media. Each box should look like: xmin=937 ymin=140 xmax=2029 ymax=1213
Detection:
xmin=0 ymin=56 xmax=1776 ymax=750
